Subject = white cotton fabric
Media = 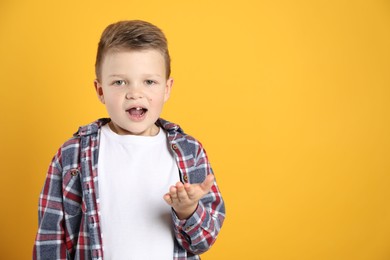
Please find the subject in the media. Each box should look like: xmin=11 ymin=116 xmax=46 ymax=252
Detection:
xmin=97 ymin=124 xmax=179 ymax=259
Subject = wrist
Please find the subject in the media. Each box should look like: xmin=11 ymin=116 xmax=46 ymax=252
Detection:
xmin=174 ymin=204 xmax=198 ymax=220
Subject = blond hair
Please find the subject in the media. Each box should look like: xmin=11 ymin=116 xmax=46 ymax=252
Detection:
xmin=95 ymin=20 xmax=171 ymax=80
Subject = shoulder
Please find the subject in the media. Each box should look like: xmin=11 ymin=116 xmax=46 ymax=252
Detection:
xmin=56 ymin=118 xmax=110 ymax=163
xmin=59 ymin=118 xmax=109 ymax=148
xmin=73 ymin=118 xmax=110 ymax=137
xmin=158 ymin=118 xmax=204 ymax=156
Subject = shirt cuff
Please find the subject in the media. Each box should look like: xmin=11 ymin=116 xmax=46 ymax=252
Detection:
xmin=172 ymin=201 xmax=206 ymax=235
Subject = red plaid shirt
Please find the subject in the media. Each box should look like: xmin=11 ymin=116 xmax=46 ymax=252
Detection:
xmin=33 ymin=118 xmax=225 ymax=259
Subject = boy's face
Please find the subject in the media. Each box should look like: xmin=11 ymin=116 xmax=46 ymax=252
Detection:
xmin=94 ymin=49 xmax=173 ymax=136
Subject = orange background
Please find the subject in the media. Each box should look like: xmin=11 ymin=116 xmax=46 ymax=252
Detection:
xmin=0 ymin=0 xmax=390 ymax=259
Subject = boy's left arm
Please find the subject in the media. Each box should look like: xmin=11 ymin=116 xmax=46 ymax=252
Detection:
xmin=163 ymin=146 xmax=226 ymax=255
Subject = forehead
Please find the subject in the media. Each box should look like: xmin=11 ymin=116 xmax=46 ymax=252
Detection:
xmin=102 ymin=49 xmax=165 ymax=66
xmin=101 ymin=49 xmax=166 ymax=76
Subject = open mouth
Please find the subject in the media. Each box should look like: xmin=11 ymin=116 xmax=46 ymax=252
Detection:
xmin=127 ymin=107 xmax=148 ymax=119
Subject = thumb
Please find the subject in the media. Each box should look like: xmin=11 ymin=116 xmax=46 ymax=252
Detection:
xmin=200 ymin=174 xmax=214 ymax=193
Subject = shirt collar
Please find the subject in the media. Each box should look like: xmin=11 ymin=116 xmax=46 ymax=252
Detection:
xmin=74 ymin=118 xmax=110 ymax=137
xmin=157 ymin=118 xmax=184 ymax=134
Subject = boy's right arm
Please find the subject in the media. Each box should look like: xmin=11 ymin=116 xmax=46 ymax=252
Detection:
xmin=33 ymin=150 xmax=68 ymax=260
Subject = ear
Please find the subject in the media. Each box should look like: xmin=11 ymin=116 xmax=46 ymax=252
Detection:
xmin=94 ymin=79 xmax=105 ymax=104
xmin=164 ymin=78 xmax=174 ymax=102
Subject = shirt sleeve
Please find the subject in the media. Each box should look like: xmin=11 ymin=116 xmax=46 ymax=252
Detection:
xmin=33 ymin=149 xmax=68 ymax=260
xmin=172 ymin=144 xmax=226 ymax=255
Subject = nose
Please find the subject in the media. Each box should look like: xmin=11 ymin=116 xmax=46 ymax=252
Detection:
xmin=125 ymin=86 xmax=143 ymax=100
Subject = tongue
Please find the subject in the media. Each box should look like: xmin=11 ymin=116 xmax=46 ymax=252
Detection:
xmin=129 ymin=108 xmax=145 ymax=116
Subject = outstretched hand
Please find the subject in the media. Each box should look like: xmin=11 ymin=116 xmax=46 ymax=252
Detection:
xmin=163 ymin=174 xmax=214 ymax=220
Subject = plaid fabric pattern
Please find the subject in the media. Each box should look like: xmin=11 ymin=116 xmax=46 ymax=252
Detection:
xmin=33 ymin=118 xmax=225 ymax=260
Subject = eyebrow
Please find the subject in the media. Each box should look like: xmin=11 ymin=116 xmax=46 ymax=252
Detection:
xmin=144 ymin=73 xmax=163 ymax=78
xmin=108 ymin=73 xmax=163 ymax=78
xmin=108 ymin=74 xmax=127 ymax=78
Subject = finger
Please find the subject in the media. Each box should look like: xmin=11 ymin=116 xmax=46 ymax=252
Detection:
xmin=163 ymin=194 xmax=173 ymax=205
xmin=184 ymin=184 xmax=196 ymax=200
xmin=185 ymin=175 xmax=214 ymax=200
xmin=200 ymin=174 xmax=214 ymax=192
xmin=176 ymin=182 xmax=189 ymax=202
xmin=169 ymin=186 xmax=178 ymax=201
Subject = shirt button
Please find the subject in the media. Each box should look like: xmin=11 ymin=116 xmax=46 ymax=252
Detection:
xmin=172 ymin=144 xmax=178 ymax=150
xmin=183 ymin=175 xmax=188 ymax=182
xmin=70 ymin=169 xmax=79 ymax=176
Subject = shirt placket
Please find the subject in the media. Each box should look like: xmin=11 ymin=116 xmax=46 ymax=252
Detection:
xmin=81 ymin=134 xmax=104 ymax=260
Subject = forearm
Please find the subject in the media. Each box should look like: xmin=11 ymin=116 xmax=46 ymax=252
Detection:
xmin=172 ymin=190 xmax=225 ymax=254
xmin=33 ymin=213 xmax=67 ymax=260
xmin=33 ymin=154 xmax=68 ymax=259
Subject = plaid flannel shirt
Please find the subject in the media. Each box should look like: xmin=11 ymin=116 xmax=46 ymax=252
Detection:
xmin=33 ymin=118 xmax=225 ymax=260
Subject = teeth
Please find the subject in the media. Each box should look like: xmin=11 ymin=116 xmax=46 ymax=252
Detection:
xmin=136 ymin=107 xmax=142 ymax=110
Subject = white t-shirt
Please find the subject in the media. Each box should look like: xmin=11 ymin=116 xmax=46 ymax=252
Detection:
xmin=97 ymin=124 xmax=180 ymax=259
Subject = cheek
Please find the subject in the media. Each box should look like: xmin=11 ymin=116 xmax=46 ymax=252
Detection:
xmin=105 ymin=96 xmax=122 ymax=110
xmin=105 ymin=91 xmax=122 ymax=102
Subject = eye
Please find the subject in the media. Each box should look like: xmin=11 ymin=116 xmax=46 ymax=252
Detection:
xmin=145 ymin=80 xmax=156 ymax=86
xmin=113 ymin=80 xmax=126 ymax=86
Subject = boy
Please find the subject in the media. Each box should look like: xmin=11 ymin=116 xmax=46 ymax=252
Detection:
xmin=33 ymin=20 xmax=225 ymax=259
